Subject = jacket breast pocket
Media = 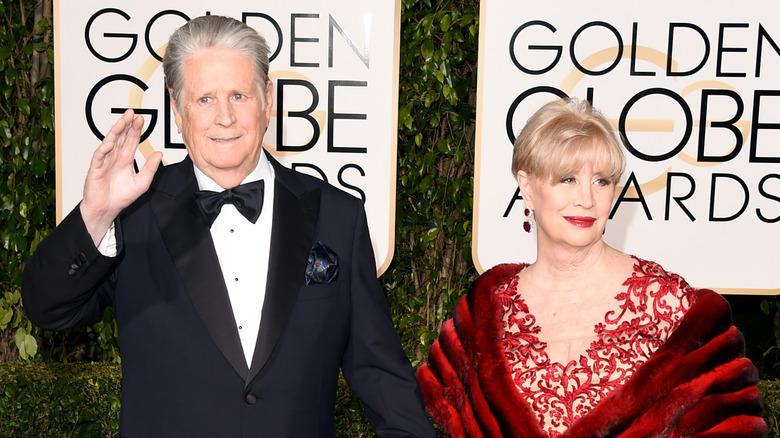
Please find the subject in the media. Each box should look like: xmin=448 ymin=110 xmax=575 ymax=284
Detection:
xmin=297 ymin=282 xmax=345 ymax=302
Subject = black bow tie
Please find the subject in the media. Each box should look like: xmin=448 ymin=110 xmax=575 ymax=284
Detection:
xmin=195 ymin=180 xmax=265 ymax=227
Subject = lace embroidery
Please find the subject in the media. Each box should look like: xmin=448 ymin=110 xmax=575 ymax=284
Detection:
xmin=498 ymin=258 xmax=696 ymax=436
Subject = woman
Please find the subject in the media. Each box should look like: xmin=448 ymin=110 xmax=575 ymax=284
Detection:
xmin=416 ymin=99 xmax=767 ymax=437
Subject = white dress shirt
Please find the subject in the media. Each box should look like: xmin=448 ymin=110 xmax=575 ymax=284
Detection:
xmin=98 ymin=152 xmax=275 ymax=367
xmin=193 ymin=153 xmax=275 ymax=367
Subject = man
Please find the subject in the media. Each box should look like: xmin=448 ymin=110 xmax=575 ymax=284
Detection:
xmin=22 ymin=15 xmax=434 ymax=437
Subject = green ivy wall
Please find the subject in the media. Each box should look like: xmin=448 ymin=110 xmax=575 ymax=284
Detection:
xmin=0 ymin=0 xmax=56 ymax=362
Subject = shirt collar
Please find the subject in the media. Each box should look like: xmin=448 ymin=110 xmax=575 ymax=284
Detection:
xmin=192 ymin=149 xmax=274 ymax=192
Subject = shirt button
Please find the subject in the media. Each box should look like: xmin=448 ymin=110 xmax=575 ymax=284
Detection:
xmin=245 ymin=394 xmax=257 ymax=405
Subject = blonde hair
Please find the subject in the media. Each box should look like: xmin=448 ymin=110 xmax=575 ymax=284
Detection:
xmin=511 ymin=98 xmax=625 ymax=184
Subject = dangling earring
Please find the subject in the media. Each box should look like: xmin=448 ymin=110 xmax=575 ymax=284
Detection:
xmin=523 ymin=208 xmax=534 ymax=233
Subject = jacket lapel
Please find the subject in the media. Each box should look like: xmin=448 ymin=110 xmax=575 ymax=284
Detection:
xmin=149 ymin=157 xmax=250 ymax=379
xmin=247 ymin=155 xmax=320 ymax=383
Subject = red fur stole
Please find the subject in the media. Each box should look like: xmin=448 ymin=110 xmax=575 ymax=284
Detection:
xmin=417 ymin=264 xmax=767 ymax=437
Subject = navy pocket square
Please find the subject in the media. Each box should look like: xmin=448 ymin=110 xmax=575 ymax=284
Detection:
xmin=304 ymin=242 xmax=339 ymax=285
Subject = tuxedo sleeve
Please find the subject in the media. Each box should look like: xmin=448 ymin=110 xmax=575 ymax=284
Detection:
xmin=339 ymin=203 xmax=435 ymax=438
xmin=21 ymin=205 xmax=117 ymax=331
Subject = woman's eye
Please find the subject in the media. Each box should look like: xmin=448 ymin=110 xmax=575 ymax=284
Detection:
xmin=561 ymin=177 xmax=575 ymax=184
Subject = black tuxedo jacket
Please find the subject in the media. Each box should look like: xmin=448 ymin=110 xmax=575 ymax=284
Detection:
xmin=22 ymin=153 xmax=433 ymax=438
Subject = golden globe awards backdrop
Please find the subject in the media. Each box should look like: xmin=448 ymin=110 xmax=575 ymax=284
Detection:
xmin=55 ymin=1 xmax=401 ymax=274
xmin=474 ymin=0 xmax=779 ymax=294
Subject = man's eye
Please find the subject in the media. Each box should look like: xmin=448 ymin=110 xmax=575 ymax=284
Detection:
xmin=199 ymin=97 xmax=210 ymax=104
xmin=233 ymin=94 xmax=245 ymax=101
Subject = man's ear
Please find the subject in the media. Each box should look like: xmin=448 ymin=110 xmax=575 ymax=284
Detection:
xmin=263 ymin=80 xmax=273 ymax=119
xmin=516 ymin=170 xmax=534 ymax=210
xmin=169 ymin=89 xmax=183 ymax=134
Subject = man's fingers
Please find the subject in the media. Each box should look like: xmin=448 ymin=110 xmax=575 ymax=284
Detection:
xmin=104 ymin=110 xmax=132 ymax=143
xmin=115 ymin=112 xmax=142 ymax=146
xmin=89 ymin=139 xmax=116 ymax=170
xmin=135 ymin=151 xmax=163 ymax=188
xmin=124 ymin=113 xmax=144 ymax=145
xmin=92 ymin=111 xmax=131 ymax=164
xmin=92 ymin=110 xmax=145 ymax=172
xmin=103 ymin=109 xmax=140 ymax=154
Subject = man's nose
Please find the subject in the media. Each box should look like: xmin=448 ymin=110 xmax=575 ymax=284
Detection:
xmin=215 ymin=100 xmax=236 ymax=126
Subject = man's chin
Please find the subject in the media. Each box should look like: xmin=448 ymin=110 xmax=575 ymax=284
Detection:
xmin=198 ymin=158 xmax=260 ymax=183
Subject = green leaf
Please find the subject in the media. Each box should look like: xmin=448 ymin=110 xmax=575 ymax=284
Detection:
xmin=14 ymin=327 xmax=36 ymax=360
xmin=421 ymin=39 xmax=434 ymax=62
xmin=23 ymin=333 xmax=38 ymax=358
xmin=33 ymin=18 xmax=50 ymax=35
xmin=17 ymin=98 xmax=30 ymax=117
xmin=17 ymin=201 xmax=27 ymax=218
xmin=0 ymin=305 xmax=12 ymax=328
xmin=32 ymin=42 xmax=48 ymax=52
xmin=440 ymin=14 xmax=452 ymax=32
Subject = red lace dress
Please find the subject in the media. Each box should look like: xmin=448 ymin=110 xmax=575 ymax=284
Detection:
xmin=497 ymin=257 xmax=697 ymax=437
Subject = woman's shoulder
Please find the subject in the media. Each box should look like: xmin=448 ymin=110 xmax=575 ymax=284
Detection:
xmin=481 ymin=262 xmax=529 ymax=278
xmin=628 ymin=255 xmax=690 ymax=284
xmin=628 ymin=257 xmax=727 ymax=303
xmin=471 ymin=263 xmax=529 ymax=292
xmin=458 ymin=263 xmax=529 ymax=314
xmin=626 ymin=255 xmax=699 ymax=305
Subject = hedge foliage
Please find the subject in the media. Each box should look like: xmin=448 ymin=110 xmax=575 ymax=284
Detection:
xmin=0 ymin=362 xmax=374 ymax=437
xmin=761 ymin=380 xmax=780 ymax=437
xmin=0 ymin=362 xmax=778 ymax=437
xmin=0 ymin=0 xmax=54 ymax=362
xmin=387 ymin=0 xmax=479 ymax=366
xmin=0 ymin=362 xmax=121 ymax=437
xmin=0 ymin=361 xmax=374 ymax=434
xmin=0 ymin=0 xmax=122 ymax=364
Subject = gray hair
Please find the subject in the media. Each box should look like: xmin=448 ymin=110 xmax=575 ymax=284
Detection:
xmin=162 ymin=15 xmax=271 ymax=111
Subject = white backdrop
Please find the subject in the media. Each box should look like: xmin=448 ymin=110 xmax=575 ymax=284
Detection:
xmin=474 ymin=0 xmax=780 ymax=294
xmin=55 ymin=1 xmax=400 ymax=274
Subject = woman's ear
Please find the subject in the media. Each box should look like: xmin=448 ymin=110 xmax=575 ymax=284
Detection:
xmin=516 ymin=170 xmax=535 ymax=210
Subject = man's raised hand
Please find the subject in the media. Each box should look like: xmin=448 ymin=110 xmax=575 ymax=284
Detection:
xmin=80 ymin=109 xmax=163 ymax=245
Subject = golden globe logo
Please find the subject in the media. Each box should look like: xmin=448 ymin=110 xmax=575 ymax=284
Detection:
xmin=58 ymin=3 xmax=400 ymax=273
xmin=474 ymin=3 xmax=780 ymax=292
xmin=500 ymin=19 xmax=780 ymax=225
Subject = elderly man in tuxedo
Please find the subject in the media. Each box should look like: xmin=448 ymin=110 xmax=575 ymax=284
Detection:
xmin=22 ymin=15 xmax=433 ymax=438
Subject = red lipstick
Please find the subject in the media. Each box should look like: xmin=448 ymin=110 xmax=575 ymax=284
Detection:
xmin=564 ymin=216 xmax=596 ymax=228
